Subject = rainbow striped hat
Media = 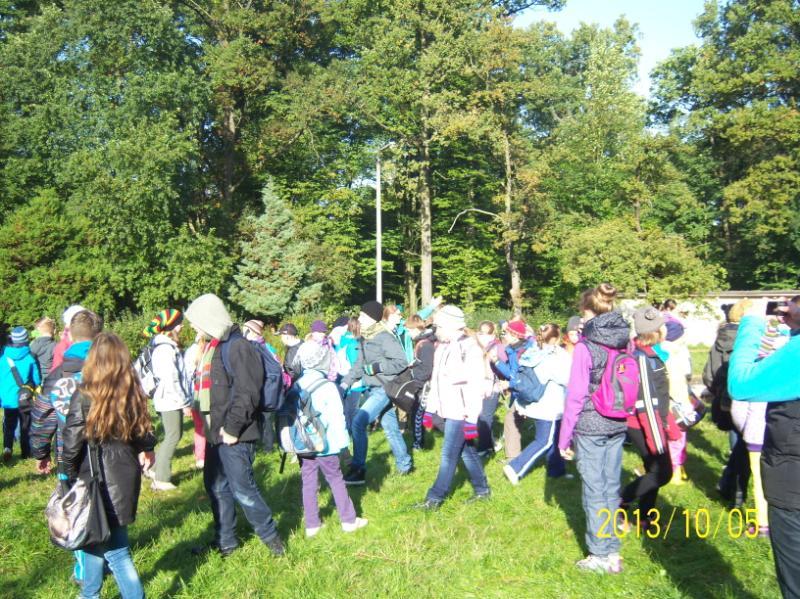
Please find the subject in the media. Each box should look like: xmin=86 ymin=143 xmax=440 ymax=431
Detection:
xmin=143 ymin=309 xmax=184 ymax=338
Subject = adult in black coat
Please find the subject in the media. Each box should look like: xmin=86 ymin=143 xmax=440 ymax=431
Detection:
xmin=185 ymin=293 xmax=285 ymax=558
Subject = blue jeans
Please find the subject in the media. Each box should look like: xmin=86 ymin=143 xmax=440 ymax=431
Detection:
xmin=426 ymin=418 xmax=490 ymax=503
xmin=575 ymin=433 xmax=625 ymax=557
xmin=508 ymin=419 xmax=565 ymax=479
xmin=203 ymin=441 xmax=279 ymax=550
xmin=81 ymin=526 xmax=144 ymax=599
xmin=351 ymin=386 xmax=412 ymax=473
xmin=343 ymin=390 xmax=363 ymax=436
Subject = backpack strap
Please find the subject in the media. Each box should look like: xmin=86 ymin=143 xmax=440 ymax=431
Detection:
xmin=6 ymin=357 xmax=30 ymax=388
xmin=219 ymin=330 xmax=244 ymax=381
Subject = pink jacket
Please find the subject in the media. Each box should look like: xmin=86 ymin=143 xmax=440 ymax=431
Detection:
xmin=426 ymin=335 xmax=485 ymax=423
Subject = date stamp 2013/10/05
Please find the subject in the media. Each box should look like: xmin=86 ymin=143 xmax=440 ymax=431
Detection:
xmin=596 ymin=508 xmax=761 ymax=540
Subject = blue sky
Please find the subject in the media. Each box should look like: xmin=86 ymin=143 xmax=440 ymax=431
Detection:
xmin=515 ymin=0 xmax=708 ymax=97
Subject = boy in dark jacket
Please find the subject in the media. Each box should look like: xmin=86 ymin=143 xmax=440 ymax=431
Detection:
xmin=30 ymin=317 xmax=57 ymax=378
xmin=186 ymin=293 xmax=284 ymax=558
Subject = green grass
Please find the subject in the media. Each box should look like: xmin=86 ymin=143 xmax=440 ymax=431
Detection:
xmin=0 ymin=409 xmax=778 ymax=598
xmin=689 ymin=345 xmax=710 ymax=380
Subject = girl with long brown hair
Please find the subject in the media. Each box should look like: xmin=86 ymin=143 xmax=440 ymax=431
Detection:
xmin=62 ymin=332 xmax=155 ymax=599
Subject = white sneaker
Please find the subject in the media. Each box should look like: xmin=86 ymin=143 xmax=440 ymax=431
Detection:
xmin=306 ymin=525 xmax=323 ymax=538
xmin=503 ymin=464 xmax=520 ymax=486
xmin=576 ymin=554 xmax=611 ymax=573
xmin=606 ymin=553 xmax=623 ymax=574
xmin=195 ymin=460 xmax=205 ymax=470
xmin=143 ymin=467 xmax=156 ymax=480
xmin=342 ymin=517 xmax=368 ymax=533
xmin=494 ymin=438 xmax=504 ymax=453
xmin=151 ymin=480 xmax=177 ymax=491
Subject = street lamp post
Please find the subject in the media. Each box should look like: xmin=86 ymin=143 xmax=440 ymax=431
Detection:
xmin=376 ymin=151 xmax=383 ymax=303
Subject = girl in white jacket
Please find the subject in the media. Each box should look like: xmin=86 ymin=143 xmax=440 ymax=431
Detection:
xmin=144 ymin=309 xmax=191 ymax=491
xmin=503 ymin=324 xmax=572 ymax=485
xmin=415 ymin=305 xmax=490 ymax=509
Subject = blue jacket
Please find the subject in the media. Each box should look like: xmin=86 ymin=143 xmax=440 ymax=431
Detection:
xmin=728 ymin=315 xmax=800 ymax=402
xmin=493 ymin=339 xmax=535 ymax=406
xmin=0 ymin=345 xmax=42 ymax=408
xmin=297 ymin=369 xmax=349 ymax=456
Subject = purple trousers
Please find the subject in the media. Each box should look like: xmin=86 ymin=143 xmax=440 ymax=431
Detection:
xmin=300 ymin=454 xmax=357 ymax=528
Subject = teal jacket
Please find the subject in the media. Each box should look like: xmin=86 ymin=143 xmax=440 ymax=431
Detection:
xmin=728 ymin=315 xmax=800 ymax=402
xmin=0 ymin=345 xmax=42 ymax=408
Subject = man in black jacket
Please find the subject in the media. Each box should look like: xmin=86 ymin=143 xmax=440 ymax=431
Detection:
xmin=185 ymin=294 xmax=284 ymax=558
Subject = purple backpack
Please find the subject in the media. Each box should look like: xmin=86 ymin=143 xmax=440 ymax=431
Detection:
xmin=590 ymin=347 xmax=640 ymax=418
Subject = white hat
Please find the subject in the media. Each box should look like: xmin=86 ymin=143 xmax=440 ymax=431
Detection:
xmin=62 ymin=304 xmax=86 ymax=327
xmin=434 ymin=305 xmax=466 ymax=331
xmin=185 ymin=294 xmax=233 ymax=340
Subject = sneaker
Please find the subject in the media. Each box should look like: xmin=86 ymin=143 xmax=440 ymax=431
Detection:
xmin=606 ymin=553 xmax=623 ymax=574
xmin=494 ymin=437 xmax=504 ymax=453
xmin=465 ymin=491 xmax=491 ymax=504
xmin=412 ymin=499 xmax=441 ymax=511
xmin=2 ymin=448 xmax=10 ymax=463
xmin=306 ymin=525 xmax=323 ymax=538
xmin=264 ymin=536 xmax=285 ymax=557
xmin=191 ymin=541 xmax=237 ymax=558
xmin=748 ymin=525 xmax=770 ymax=539
xmin=195 ymin=460 xmax=205 ymax=470
xmin=143 ymin=467 xmax=156 ymax=480
xmin=576 ymin=554 xmax=611 ymax=573
xmin=503 ymin=464 xmax=520 ymax=486
xmin=151 ymin=480 xmax=177 ymax=491
xmin=342 ymin=517 xmax=368 ymax=533
xmin=343 ymin=466 xmax=366 ymax=486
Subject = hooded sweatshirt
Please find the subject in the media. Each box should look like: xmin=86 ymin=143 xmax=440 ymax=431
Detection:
xmin=0 ymin=345 xmax=41 ymax=408
xmin=185 ymin=293 xmax=233 ymax=341
xmin=558 ymin=311 xmax=630 ymax=449
xmin=702 ymin=323 xmax=738 ymax=398
xmin=340 ymin=321 xmax=409 ymax=389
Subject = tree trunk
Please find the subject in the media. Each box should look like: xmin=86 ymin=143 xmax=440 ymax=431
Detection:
xmin=221 ymin=104 xmax=236 ymax=207
xmin=418 ymin=138 xmax=433 ymax=306
xmin=503 ymin=131 xmax=522 ymax=316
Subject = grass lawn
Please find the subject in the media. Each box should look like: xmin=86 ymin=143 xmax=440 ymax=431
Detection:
xmin=0 ymin=408 xmax=778 ymax=599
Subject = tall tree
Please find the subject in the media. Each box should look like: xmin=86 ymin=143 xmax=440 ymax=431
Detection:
xmin=652 ymin=0 xmax=800 ymax=289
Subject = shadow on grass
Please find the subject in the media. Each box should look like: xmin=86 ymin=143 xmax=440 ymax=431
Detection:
xmin=544 ymin=443 xmax=761 ymax=599
xmin=685 ymin=427 xmax=739 ymax=508
xmin=642 ymin=496 xmax=761 ymax=599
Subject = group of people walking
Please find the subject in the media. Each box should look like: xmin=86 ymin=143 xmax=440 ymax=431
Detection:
xmin=2 ymin=285 xmax=799 ymax=598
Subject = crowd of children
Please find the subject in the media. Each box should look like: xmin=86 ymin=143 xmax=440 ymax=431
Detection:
xmin=1 ymin=286 xmax=798 ymax=599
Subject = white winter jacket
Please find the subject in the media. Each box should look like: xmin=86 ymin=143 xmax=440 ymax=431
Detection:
xmin=426 ymin=335 xmax=485 ymax=423
xmin=514 ymin=344 xmax=571 ymax=421
xmin=151 ymin=334 xmax=191 ymax=413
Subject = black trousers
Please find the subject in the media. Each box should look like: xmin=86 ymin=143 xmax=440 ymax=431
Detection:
xmin=3 ymin=407 xmax=31 ymax=457
xmin=719 ymin=431 xmax=750 ymax=503
xmin=769 ymin=504 xmax=800 ymax=599
xmin=621 ymin=427 xmax=673 ymax=517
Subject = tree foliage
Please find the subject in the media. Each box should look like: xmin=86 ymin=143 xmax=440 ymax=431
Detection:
xmin=0 ymin=0 xmax=788 ymax=326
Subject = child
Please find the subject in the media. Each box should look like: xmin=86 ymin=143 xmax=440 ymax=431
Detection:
xmin=621 ymin=308 xmax=675 ymax=530
xmin=30 ymin=317 xmax=57 ymax=378
xmin=558 ymin=283 xmax=629 ymax=574
xmin=1 ymin=326 xmax=42 ymax=460
xmin=294 ymin=342 xmax=367 ymax=537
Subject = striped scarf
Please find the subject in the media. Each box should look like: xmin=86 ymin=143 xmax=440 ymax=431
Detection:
xmin=194 ymin=338 xmax=218 ymax=412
